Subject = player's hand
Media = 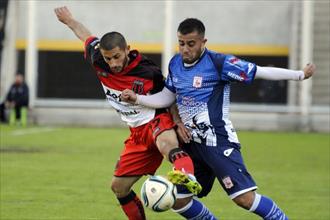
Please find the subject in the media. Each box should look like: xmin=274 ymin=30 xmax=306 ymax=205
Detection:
xmin=303 ymin=63 xmax=316 ymax=79
xmin=121 ymin=89 xmax=137 ymax=104
xmin=54 ymin=6 xmax=74 ymax=25
xmin=176 ymin=122 xmax=192 ymax=144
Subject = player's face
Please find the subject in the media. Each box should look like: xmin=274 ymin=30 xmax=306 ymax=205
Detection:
xmin=100 ymin=46 xmax=130 ymax=73
xmin=177 ymin=31 xmax=207 ymax=64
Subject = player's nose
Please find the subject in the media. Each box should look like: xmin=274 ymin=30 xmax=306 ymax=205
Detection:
xmin=182 ymin=45 xmax=190 ymax=53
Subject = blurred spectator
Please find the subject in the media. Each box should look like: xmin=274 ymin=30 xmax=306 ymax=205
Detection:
xmin=0 ymin=73 xmax=29 ymax=125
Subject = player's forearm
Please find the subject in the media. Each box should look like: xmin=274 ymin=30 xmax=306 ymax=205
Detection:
xmin=255 ymin=66 xmax=305 ymax=81
xmin=66 ymin=19 xmax=92 ymax=42
xmin=136 ymin=87 xmax=176 ymax=108
xmin=169 ymin=103 xmax=182 ymax=124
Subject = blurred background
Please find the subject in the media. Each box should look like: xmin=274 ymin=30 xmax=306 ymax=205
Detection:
xmin=0 ymin=0 xmax=329 ymax=132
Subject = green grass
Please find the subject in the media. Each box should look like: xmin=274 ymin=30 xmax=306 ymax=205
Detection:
xmin=0 ymin=124 xmax=329 ymax=220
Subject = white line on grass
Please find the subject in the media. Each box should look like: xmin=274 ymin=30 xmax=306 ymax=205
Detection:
xmin=10 ymin=127 xmax=58 ymax=136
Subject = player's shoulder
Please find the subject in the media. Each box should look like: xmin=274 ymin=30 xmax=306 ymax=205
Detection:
xmin=169 ymin=53 xmax=180 ymax=62
xmin=206 ymin=49 xmax=227 ymax=61
xmin=169 ymin=53 xmax=181 ymax=67
xmin=85 ymin=36 xmax=100 ymax=48
xmin=139 ymin=54 xmax=161 ymax=73
xmin=204 ymin=49 xmax=228 ymax=70
xmin=139 ymin=53 xmax=158 ymax=68
xmin=128 ymin=51 xmax=162 ymax=79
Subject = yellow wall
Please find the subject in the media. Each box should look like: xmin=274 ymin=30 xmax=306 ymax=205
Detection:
xmin=16 ymin=39 xmax=288 ymax=56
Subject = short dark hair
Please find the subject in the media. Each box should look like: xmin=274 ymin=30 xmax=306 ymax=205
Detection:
xmin=100 ymin=31 xmax=127 ymax=50
xmin=177 ymin=18 xmax=205 ymax=37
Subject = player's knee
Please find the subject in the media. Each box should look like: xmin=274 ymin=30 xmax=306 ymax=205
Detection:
xmin=172 ymin=196 xmax=193 ymax=210
xmin=156 ymin=132 xmax=179 ymax=156
xmin=233 ymin=191 xmax=255 ymax=210
xmin=110 ymin=179 xmax=131 ymax=198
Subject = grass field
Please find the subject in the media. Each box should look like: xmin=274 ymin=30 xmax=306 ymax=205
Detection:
xmin=0 ymin=124 xmax=329 ymax=220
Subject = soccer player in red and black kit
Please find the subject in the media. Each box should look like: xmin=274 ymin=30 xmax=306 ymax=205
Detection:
xmin=55 ymin=6 xmax=217 ymax=220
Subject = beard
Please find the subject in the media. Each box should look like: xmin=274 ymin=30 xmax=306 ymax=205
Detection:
xmin=183 ymin=56 xmax=198 ymax=64
xmin=110 ymin=56 xmax=129 ymax=73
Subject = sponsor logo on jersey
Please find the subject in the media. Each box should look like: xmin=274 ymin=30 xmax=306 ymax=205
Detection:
xmin=101 ymin=84 xmax=155 ymax=127
xmin=227 ymin=72 xmax=244 ymax=81
xmin=193 ymin=76 xmax=203 ymax=88
xmin=222 ymin=176 xmax=234 ymax=189
xmin=181 ymin=96 xmax=204 ymax=107
xmin=132 ymin=80 xmax=144 ymax=94
xmin=116 ymin=109 xmax=139 ymax=116
xmin=106 ymin=89 xmax=122 ymax=102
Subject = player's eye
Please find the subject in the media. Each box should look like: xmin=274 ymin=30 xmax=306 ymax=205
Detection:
xmin=179 ymin=41 xmax=185 ymax=47
xmin=187 ymin=41 xmax=195 ymax=47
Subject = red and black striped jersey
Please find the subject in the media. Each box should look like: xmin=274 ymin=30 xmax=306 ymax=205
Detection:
xmin=84 ymin=36 xmax=166 ymax=127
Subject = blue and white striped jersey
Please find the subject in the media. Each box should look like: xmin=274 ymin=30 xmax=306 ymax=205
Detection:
xmin=165 ymin=49 xmax=256 ymax=146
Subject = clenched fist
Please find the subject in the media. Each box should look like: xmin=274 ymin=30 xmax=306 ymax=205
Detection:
xmin=121 ymin=89 xmax=137 ymax=104
xmin=303 ymin=63 xmax=316 ymax=79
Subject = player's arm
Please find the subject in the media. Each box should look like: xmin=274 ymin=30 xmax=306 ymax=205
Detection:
xmin=255 ymin=63 xmax=316 ymax=81
xmin=121 ymin=87 xmax=176 ymax=108
xmin=169 ymin=104 xmax=192 ymax=144
xmin=54 ymin=6 xmax=92 ymax=42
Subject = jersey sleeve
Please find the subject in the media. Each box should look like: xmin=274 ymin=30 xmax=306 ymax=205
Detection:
xmin=84 ymin=36 xmax=108 ymax=69
xmin=164 ymin=58 xmax=177 ymax=93
xmin=165 ymin=68 xmax=176 ymax=93
xmin=150 ymin=68 xmax=165 ymax=94
xmin=221 ymin=55 xmax=257 ymax=84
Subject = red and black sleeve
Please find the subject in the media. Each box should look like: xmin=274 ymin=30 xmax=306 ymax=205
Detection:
xmin=84 ymin=36 xmax=109 ymax=71
xmin=150 ymin=68 xmax=165 ymax=94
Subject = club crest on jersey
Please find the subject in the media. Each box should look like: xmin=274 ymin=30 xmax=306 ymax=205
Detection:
xmin=132 ymin=80 xmax=144 ymax=94
xmin=222 ymin=176 xmax=234 ymax=189
xmin=193 ymin=76 xmax=203 ymax=88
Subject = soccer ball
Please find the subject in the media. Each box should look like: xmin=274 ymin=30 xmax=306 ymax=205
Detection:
xmin=140 ymin=175 xmax=177 ymax=212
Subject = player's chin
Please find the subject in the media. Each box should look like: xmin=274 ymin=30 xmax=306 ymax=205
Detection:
xmin=182 ymin=57 xmax=194 ymax=64
xmin=111 ymin=67 xmax=123 ymax=73
xmin=183 ymin=54 xmax=199 ymax=63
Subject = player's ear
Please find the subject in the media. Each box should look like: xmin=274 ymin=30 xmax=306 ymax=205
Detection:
xmin=125 ymin=45 xmax=130 ymax=56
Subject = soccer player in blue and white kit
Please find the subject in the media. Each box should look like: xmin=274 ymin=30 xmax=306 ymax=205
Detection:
xmin=122 ymin=18 xmax=316 ymax=219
